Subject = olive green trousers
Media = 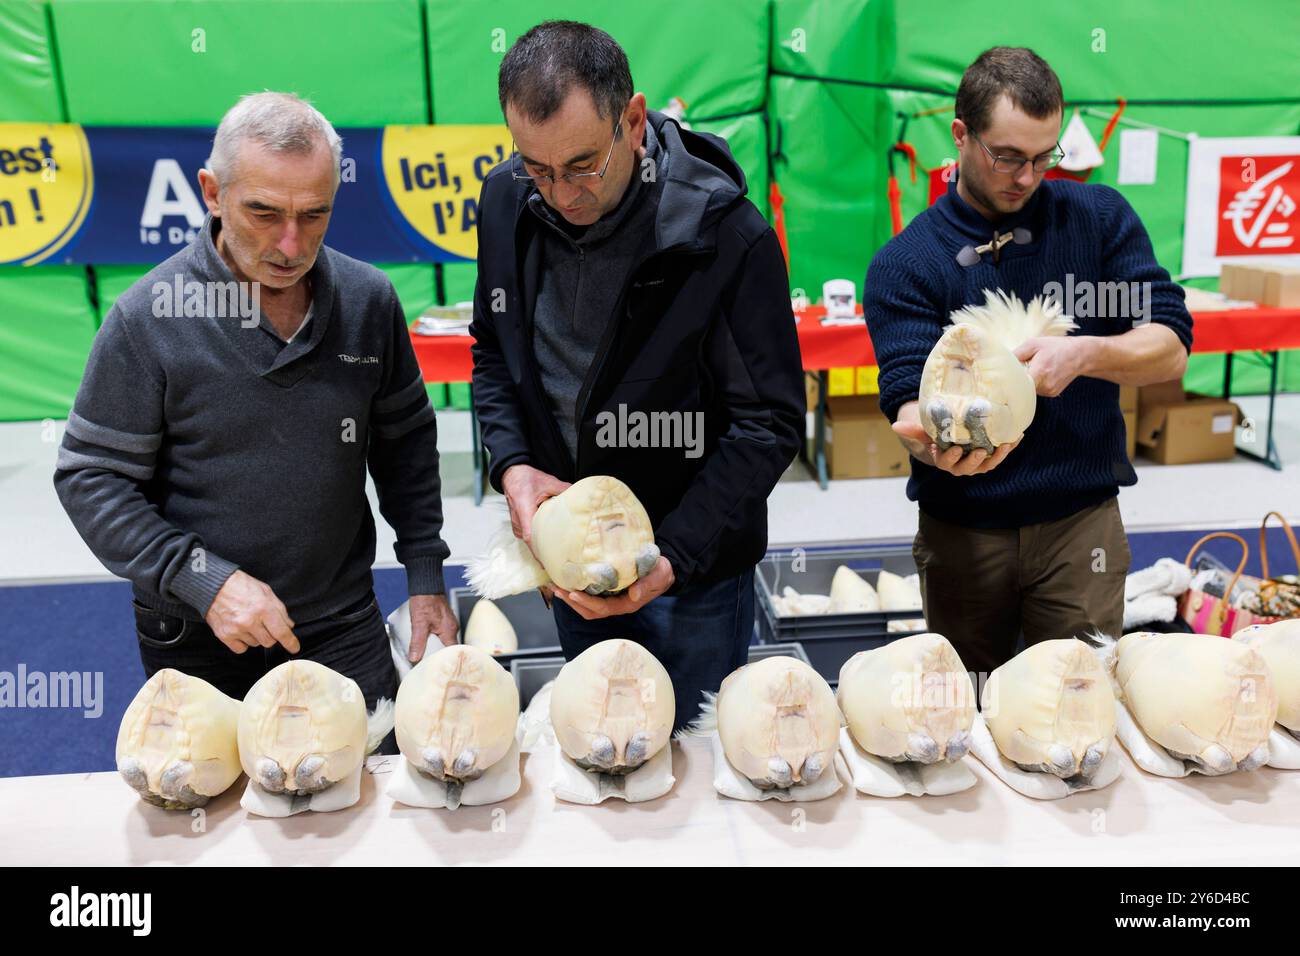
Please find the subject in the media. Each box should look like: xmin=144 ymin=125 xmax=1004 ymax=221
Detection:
xmin=912 ymin=496 xmax=1131 ymax=679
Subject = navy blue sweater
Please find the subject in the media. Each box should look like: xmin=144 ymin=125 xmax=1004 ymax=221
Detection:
xmin=863 ymin=176 xmax=1194 ymax=529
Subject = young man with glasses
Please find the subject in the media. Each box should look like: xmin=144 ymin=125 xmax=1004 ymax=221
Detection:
xmin=469 ymin=21 xmax=804 ymax=732
xmin=863 ymin=47 xmax=1193 ymax=677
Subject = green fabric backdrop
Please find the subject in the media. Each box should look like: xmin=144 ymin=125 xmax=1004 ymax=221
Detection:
xmin=0 ymin=0 xmax=1297 ymax=419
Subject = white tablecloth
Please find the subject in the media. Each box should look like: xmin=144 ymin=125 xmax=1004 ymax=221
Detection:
xmin=2 ymin=736 xmax=1297 ymax=866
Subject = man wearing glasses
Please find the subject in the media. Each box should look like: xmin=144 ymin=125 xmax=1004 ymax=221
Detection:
xmin=864 ymin=47 xmax=1192 ymax=676
xmin=469 ymin=21 xmax=804 ymax=731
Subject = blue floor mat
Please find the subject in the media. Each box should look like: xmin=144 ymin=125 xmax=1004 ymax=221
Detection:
xmin=1 ymin=525 xmax=1294 ymax=778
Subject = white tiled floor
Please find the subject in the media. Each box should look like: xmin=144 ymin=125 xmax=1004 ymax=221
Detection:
xmin=2 ymin=394 xmax=1296 ymax=584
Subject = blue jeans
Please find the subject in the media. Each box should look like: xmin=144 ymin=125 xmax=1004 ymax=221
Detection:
xmin=552 ymin=570 xmax=755 ymax=733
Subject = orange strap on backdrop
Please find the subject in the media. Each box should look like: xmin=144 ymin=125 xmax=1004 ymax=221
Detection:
xmin=1097 ymin=97 xmax=1128 ymax=151
xmin=1046 ymin=97 xmax=1127 ymax=183
xmin=769 ymin=180 xmax=790 ymax=267
xmin=888 ymin=142 xmax=919 ymax=235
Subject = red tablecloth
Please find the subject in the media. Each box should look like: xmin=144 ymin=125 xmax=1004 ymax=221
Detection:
xmin=791 ymin=306 xmax=1300 ymax=367
xmin=410 ymin=331 xmax=474 ymax=383
xmin=409 ymin=306 xmax=1300 ymax=383
xmin=792 ymin=306 xmax=874 ymax=370
xmin=408 ymin=316 xmax=875 ymax=381
xmin=790 ymin=306 xmax=1300 ymax=367
xmin=1189 ymin=308 xmax=1300 ymax=354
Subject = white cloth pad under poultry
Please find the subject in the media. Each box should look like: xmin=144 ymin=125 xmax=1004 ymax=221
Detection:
xmin=968 ymin=712 xmax=1122 ymax=799
xmin=551 ymin=739 xmax=675 ymax=804
xmin=1115 ymin=698 xmax=1300 ymax=774
xmin=517 ymin=681 xmax=556 ymax=753
xmin=707 ymin=731 xmax=846 ymax=802
xmin=837 ymin=727 xmax=977 ymax=797
xmin=387 ymin=600 xmax=416 ymax=681
xmin=1266 ymin=727 xmax=1300 ymax=769
xmin=520 ymin=679 xmax=674 ymax=803
xmin=240 ymin=761 xmax=363 ymax=816
xmin=386 ymin=735 xmax=523 ymax=808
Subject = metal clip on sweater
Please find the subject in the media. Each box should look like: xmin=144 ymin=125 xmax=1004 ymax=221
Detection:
xmin=956 ymin=227 xmax=1032 ymax=267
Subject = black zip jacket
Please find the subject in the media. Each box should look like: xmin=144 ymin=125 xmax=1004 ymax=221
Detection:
xmin=468 ymin=111 xmax=805 ymax=592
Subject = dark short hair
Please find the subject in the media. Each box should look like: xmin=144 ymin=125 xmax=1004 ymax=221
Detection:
xmin=955 ymin=47 xmax=1064 ymax=134
xmin=498 ymin=20 xmax=633 ymax=127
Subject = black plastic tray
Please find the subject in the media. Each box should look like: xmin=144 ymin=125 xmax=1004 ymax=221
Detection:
xmin=450 ymin=586 xmax=561 ymax=667
xmin=755 ymin=544 xmax=928 ymax=683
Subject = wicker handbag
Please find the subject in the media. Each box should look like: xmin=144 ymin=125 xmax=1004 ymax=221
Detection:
xmin=1176 ymin=532 xmax=1268 ymax=636
xmin=1243 ymin=511 xmax=1300 ymax=619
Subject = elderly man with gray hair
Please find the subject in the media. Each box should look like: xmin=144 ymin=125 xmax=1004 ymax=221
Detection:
xmin=54 ymin=92 xmax=457 ymax=736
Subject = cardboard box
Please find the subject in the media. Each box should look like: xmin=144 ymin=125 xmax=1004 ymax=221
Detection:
xmin=1135 ymin=391 xmax=1241 ymax=465
xmin=1218 ymin=263 xmax=1240 ymax=299
xmin=1219 ymin=262 xmax=1300 ymax=306
xmin=1119 ymin=384 xmax=1138 ymax=413
xmin=854 ymin=365 xmax=880 ymax=395
xmin=1229 ymin=265 xmax=1268 ymax=305
xmin=1123 ymin=409 xmax=1137 ymax=460
xmin=1263 ymin=269 xmax=1300 ymax=308
xmin=827 ymin=367 xmax=856 ymax=396
xmin=824 ymin=395 xmax=908 ymax=479
xmin=1138 ymin=378 xmax=1185 ymax=412
xmin=806 ymin=367 xmax=879 ymax=406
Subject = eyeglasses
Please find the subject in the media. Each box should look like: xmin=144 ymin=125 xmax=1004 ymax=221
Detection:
xmin=510 ymin=114 xmax=625 ymax=187
xmin=969 ymin=130 xmax=1065 ymax=174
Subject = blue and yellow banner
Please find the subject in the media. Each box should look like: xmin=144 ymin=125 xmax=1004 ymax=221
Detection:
xmin=0 ymin=123 xmax=512 ymax=265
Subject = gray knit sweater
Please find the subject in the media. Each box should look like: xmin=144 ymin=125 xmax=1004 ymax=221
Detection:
xmin=54 ymin=216 xmax=450 ymax=622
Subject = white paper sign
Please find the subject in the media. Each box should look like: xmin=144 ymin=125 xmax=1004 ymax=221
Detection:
xmin=1118 ymin=128 xmax=1158 ymax=185
xmin=1059 ymin=112 xmax=1104 ymax=171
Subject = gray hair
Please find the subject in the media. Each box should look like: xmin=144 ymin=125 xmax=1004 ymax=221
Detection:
xmin=208 ymin=91 xmax=343 ymax=188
